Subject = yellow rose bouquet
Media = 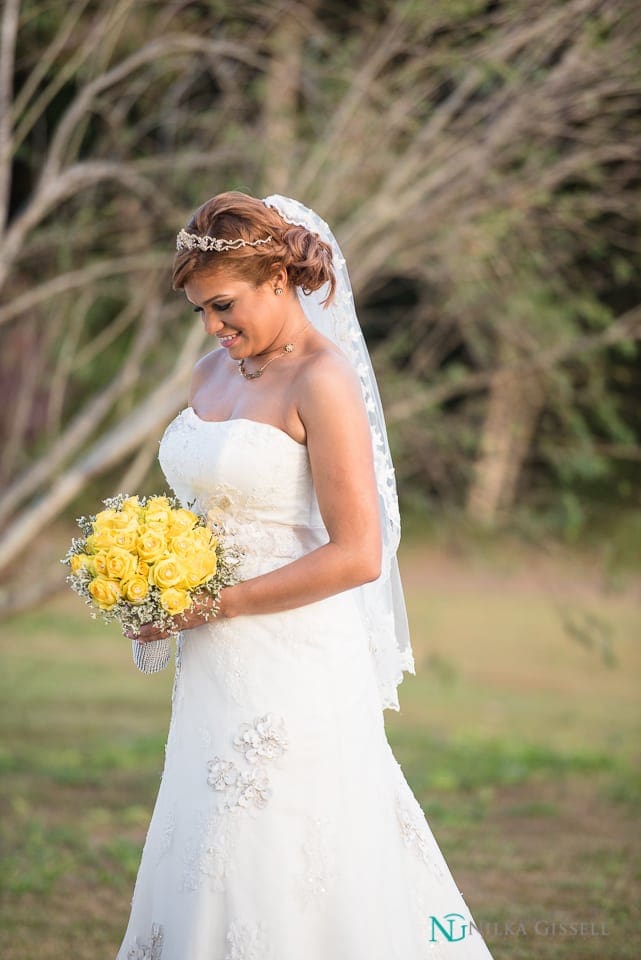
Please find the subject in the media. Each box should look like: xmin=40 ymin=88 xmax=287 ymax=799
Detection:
xmin=61 ymin=493 xmax=241 ymax=671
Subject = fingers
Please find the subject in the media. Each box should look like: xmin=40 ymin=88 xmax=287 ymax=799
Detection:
xmin=125 ymin=626 xmax=167 ymax=643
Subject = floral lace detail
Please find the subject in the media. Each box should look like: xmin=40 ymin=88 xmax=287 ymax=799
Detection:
xmin=207 ymin=713 xmax=288 ymax=814
xmin=182 ymin=808 xmax=235 ymax=893
xmin=234 ymin=767 xmax=272 ymax=808
xmin=126 ymin=922 xmax=163 ymax=960
xmin=224 ymin=919 xmax=274 ymax=960
xmin=199 ymin=722 xmax=214 ymax=748
xmin=395 ymin=785 xmax=447 ymax=881
xmin=208 ymin=758 xmax=239 ymax=791
xmin=171 ymin=633 xmax=184 ymax=709
xmin=233 ymin=714 xmax=288 ymax=763
xmin=296 ymin=814 xmax=336 ymax=910
xmin=206 ymin=617 xmax=256 ymax=707
xmin=157 ymin=806 xmax=176 ymax=861
xmin=203 ymin=481 xmax=308 ymax=578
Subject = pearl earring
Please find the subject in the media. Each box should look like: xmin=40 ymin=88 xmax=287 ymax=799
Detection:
xmin=274 ymin=287 xmax=283 ymax=296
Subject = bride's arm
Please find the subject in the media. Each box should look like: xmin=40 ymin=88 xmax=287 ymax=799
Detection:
xmin=220 ymin=349 xmax=382 ymax=617
xmin=128 ymin=350 xmax=382 ymax=641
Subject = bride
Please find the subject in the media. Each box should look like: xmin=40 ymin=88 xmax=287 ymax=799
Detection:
xmin=118 ymin=192 xmax=495 ymax=959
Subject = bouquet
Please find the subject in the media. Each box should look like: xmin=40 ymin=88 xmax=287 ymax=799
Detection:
xmin=61 ymin=493 xmax=241 ymax=672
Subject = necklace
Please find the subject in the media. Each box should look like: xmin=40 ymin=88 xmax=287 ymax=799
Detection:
xmin=237 ymin=322 xmax=311 ymax=381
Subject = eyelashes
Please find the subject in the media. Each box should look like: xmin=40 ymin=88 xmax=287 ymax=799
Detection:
xmin=192 ymin=302 xmax=232 ymax=313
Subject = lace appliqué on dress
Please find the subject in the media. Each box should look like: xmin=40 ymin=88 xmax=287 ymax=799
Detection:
xmin=233 ymin=714 xmax=288 ymax=762
xmin=157 ymin=807 xmax=176 ymax=861
xmin=171 ymin=633 xmax=185 ymax=709
xmin=393 ymin=768 xmax=456 ymax=927
xmin=182 ymin=808 xmax=235 ymax=893
xmin=207 ymin=713 xmax=288 ymax=814
xmin=396 ymin=789 xmax=446 ymax=879
xmin=224 ymin=919 xmax=274 ymax=960
xmin=183 ymin=713 xmax=288 ymax=894
xmin=204 ymin=481 xmax=305 ymax=578
xmin=126 ymin=922 xmax=163 ymax=960
xmin=295 ymin=814 xmax=336 ymax=910
xmin=206 ymin=617 xmax=257 ymax=707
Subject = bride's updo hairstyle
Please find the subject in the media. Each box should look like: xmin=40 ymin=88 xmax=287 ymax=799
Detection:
xmin=172 ymin=191 xmax=336 ymax=306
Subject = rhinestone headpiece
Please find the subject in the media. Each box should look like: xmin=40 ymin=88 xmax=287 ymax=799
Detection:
xmin=176 ymin=229 xmax=273 ymax=253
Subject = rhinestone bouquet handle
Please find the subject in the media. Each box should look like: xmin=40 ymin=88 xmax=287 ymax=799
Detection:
xmin=131 ymin=636 xmax=172 ymax=673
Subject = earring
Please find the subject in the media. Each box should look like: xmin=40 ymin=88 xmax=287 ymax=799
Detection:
xmin=274 ymin=287 xmax=283 ymax=296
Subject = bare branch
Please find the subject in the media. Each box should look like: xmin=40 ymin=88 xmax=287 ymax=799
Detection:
xmin=0 ymin=324 xmax=206 ymax=576
xmin=0 ymin=0 xmax=20 ymax=231
xmin=386 ymin=306 xmax=641 ymax=424
xmin=0 ymin=254 xmax=165 ymax=326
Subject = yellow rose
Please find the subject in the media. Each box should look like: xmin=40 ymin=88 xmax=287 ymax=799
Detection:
xmin=159 ymin=587 xmax=191 ymax=616
xmin=151 ymin=554 xmax=188 ymax=590
xmin=136 ymin=527 xmax=167 ymax=563
xmin=70 ymin=553 xmax=90 ymax=574
xmin=105 ymin=546 xmax=138 ymax=583
xmin=92 ymin=551 xmax=109 ymax=576
xmin=112 ymin=510 xmax=139 ymax=533
xmin=92 ymin=510 xmax=134 ymax=544
xmin=88 ymin=525 xmax=118 ymax=550
xmin=167 ymin=508 xmax=199 ymax=536
xmin=114 ymin=528 xmax=138 ymax=553
xmin=121 ymin=496 xmax=144 ymax=516
xmin=137 ymin=558 xmax=150 ymax=578
xmin=192 ymin=526 xmax=218 ymax=551
xmin=183 ymin=551 xmax=217 ymax=589
xmin=93 ymin=507 xmax=118 ymax=530
xmin=88 ymin=575 xmax=121 ymax=610
xmin=169 ymin=533 xmax=196 ymax=559
xmin=121 ymin=575 xmax=149 ymax=603
xmin=147 ymin=495 xmax=172 ymax=509
xmin=144 ymin=496 xmax=172 ymax=529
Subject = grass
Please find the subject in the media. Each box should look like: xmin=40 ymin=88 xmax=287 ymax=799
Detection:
xmin=0 ymin=537 xmax=640 ymax=959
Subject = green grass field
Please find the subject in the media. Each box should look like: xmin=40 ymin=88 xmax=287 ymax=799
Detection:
xmin=1 ymin=539 xmax=639 ymax=959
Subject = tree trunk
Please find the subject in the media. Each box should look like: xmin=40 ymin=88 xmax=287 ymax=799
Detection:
xmin=466 ymin=366 xmax=545 ymax=525
xmin=261 ymin=5 xmax=314 ymax=194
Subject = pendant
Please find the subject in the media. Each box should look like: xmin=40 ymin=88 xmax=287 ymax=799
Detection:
xmin=238 ymin=359 xmax=264 ymax=380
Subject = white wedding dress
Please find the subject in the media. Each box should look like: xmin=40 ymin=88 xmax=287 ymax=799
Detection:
xmin=116 ymin=405 xmax=495 ymax=959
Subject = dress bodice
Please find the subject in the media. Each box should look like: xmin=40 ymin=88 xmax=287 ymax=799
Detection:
xmin=158 ymin=407 xmax=329 ymax=576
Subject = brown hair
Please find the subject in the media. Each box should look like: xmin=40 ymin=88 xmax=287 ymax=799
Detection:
xmin=172 ymin=191 xmax=336 ymax=305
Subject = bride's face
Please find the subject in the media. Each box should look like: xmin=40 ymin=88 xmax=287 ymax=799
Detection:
xmin=184 ymin=268 xmax=288 ymax=359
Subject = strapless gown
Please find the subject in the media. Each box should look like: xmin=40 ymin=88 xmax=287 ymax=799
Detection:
xmin=115 ymin=405 xmax=494 ymax=959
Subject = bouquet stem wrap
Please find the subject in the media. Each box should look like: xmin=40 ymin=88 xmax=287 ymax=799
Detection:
xmin=131 ymin=636 xmax=172 ymax=674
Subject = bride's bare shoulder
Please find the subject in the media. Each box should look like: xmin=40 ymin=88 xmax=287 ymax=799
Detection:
xmin=300 ymin=340 xmax=359 ymax=383
xmin=189 ymin=346 xmax=226 ymax=401
xmin=296 ymin=343 xmax=366 ymax=419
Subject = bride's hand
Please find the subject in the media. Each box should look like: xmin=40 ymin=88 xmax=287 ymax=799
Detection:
xmin=123 ymin=620 xmax=179 ymax=643
xmin=123 ymin=591 xmax=225 ymax=643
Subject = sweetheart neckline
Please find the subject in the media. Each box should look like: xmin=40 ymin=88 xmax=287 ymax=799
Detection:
xmin=182 ymin=406 xmax=308 ymax=450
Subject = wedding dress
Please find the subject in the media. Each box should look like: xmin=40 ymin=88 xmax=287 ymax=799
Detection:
xmin=115 ymin=404 xmax=495 ymax=959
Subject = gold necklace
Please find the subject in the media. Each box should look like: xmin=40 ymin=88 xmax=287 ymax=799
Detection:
xmin=237 ymin=323 xmax=310 ymax=381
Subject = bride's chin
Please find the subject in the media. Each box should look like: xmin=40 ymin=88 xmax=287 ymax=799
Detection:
xmin=228 ymin=346 xmax=249 ymax=360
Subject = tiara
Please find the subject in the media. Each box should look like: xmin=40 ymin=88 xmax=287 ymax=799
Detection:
xmin=176 ymin=229 xmax=273 ymax=253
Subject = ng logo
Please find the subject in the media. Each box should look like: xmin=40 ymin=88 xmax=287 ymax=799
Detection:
xmin=428 ymin=913 xmax=469 ymax=942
